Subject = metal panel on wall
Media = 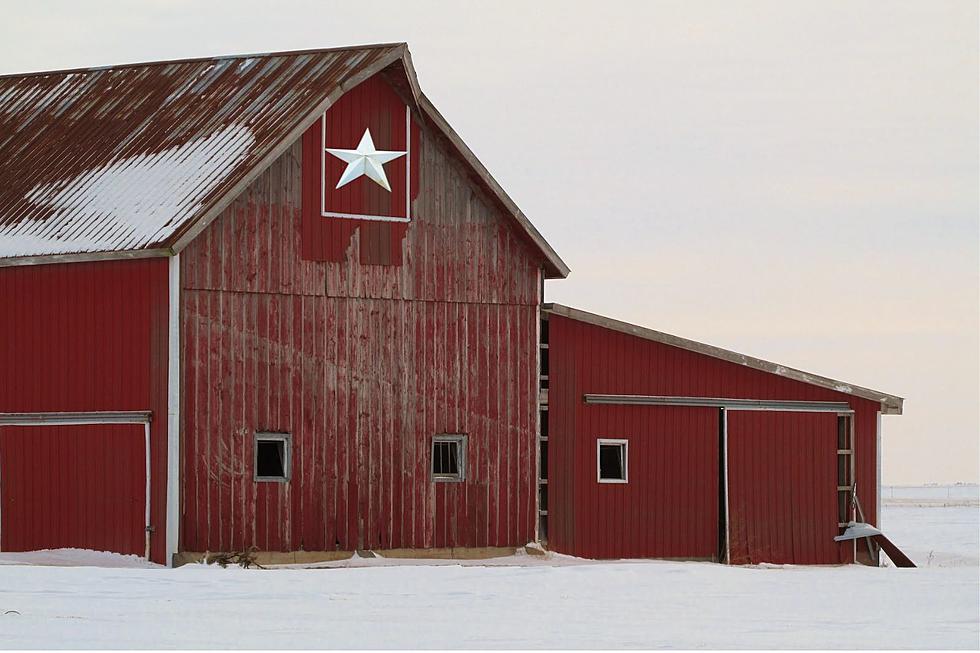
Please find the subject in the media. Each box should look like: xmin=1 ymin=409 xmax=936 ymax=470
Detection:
xmin=0 ymin=424 xmax=146 ymax=556
xmin=0 ymin=258 xmax=170 ymax=563
xmin=727 ymin=410 xmax=845 ymax=565
xmin=576 ymin=405 xmax=718 ymax=560
xmin=547 ymin=312 xmax=879 ymax=562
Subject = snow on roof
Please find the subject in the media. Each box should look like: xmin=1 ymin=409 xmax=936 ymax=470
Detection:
xmin=1 ymin=124 xmax=254 ymax=257
xmin=0 ymin=44 xmax=402 ymax=260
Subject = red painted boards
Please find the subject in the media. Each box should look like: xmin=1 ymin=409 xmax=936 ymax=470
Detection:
xmin=301 ymin=74 xmax=421 ymax=266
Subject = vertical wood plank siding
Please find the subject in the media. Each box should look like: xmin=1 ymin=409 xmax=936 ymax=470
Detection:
xmin=548 ymin=314 xmax=879 ymax=563
xmin=0 ymin=258 xmax=170 ymax=562
xmin=180 ymin=112 xmax=540 ymax=552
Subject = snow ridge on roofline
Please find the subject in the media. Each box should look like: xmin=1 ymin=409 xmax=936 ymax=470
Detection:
xmin=0 ymin=43 xmax=569 ymax=278
xmin=543 ymin=303 xmax=904 ymax=415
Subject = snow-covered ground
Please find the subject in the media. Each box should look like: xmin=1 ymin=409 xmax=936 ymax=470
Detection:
xmin=0 ymin=490 xmax=977 ymax=649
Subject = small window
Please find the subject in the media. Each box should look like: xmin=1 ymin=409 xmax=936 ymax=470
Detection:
xmin=255 ymin=433 xmax=290 ymax=482
xmin=432 ymin=434 xmax=466 ymax=482
xmin=597 ymin=439 xmax=628 ymax=483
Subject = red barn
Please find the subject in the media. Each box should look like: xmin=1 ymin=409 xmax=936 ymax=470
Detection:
xmin=0 ymin=43 xmax=901 ymax=566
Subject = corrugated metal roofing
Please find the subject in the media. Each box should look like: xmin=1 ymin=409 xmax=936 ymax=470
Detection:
xmin=0 ymin=44 xmax=570 ymax=277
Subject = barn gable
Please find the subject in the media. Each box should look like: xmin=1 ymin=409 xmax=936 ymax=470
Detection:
xmin=175 ymin=67 xmax=547 ymax=554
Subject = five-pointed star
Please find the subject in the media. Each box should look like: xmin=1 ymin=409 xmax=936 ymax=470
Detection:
xmin=325 ymin=128 xmax=406 ymax=192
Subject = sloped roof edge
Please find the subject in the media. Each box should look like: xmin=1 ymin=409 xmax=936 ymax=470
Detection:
xmin=543 ymin=303 xmax=903 ymax=415
xmin=417 ymin=92 xmax=570 ymax=279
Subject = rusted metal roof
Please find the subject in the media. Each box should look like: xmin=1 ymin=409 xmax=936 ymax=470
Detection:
xmin=0 ymin=44 xmax=570 ymax=278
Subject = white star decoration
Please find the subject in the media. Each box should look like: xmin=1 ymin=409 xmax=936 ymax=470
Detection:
xmin=325 ymin=128 xmax=406 ymax=192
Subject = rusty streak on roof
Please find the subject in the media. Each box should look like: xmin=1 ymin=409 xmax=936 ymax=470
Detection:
xmin=543 ymin=303 xmax=904 ymax=415
xmin=0 ymin=43 xmax=569 ymax=278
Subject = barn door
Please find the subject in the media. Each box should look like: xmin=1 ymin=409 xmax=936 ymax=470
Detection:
xmin=0 ymin=424 xmax=147 ymax=557
xmin=726 ymin=411 xmax=844 ymax=564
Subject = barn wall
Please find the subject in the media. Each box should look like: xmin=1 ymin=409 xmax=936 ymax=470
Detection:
xmin=0 ymin=258 xmax=171 ymax=563
xmin=547 ymin=313 xmax=881 ymax=562
xmin=179 ymin=112 xmax=541 ymax=552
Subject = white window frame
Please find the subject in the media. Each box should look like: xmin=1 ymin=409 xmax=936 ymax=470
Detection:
xmin=254 ymin=432 xmax=291 ymax=482
xmin=431 ymin=434 xmax=467 ymax=482
xmin=597 ymin=438 xmax=629 ymax=484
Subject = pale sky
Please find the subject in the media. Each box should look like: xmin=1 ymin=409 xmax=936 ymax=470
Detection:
xmin=2 ymin=0 xmax=976 ymax=484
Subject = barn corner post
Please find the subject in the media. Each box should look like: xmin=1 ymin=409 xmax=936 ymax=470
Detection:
xmin=166 ymin=253 xmax=181 ymax=567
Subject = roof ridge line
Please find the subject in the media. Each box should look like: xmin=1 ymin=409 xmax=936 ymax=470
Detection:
xmin=0 ymin=42 xmax=407 ymax=80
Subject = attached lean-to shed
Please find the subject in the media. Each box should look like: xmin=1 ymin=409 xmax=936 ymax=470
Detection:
xmin=539 ymin=304 xmax=902 ymax=565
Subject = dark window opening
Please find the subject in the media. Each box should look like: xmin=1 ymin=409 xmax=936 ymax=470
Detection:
xmin=540 ymin=409 xmax=549 ymax=438
xmin=837 ymin=416 xmax=849 ymax=450
xmin=540 ymin=346 xmax=550 ymax=377
xmin=540 ymin=318 xmax=549 ymax=344
xmin=255 ymin=433 xmax=290 ymax=481
xmin=432 ymin=435 xmax=466 ymax=481
xmin=598 ymin=440 xmax=627 ymax=482
xmin=539 ymin=484 xmax=549 ymax=512
xmin=540 ymin=439 xmax=549 ymax=480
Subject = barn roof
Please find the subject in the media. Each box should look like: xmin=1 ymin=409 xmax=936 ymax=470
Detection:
xmin=543 ymin=303 xmax=904 ymax=415
xmin=0 ymin=44 xmax=569 ymax=278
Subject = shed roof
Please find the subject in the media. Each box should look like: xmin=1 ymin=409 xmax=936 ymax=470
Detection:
xmin=0 ymin=44 xmax=569 ymax=278
xmin=543 ymin=303 xmax=904 ymax=415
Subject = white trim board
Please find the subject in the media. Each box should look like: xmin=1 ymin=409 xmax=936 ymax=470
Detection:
xmin=584 ymin=395 xmax=852 ymax=413
xmin=166 ymin=253 xmax=181 ymax=568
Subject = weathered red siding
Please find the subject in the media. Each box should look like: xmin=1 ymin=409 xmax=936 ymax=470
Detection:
xmin=547 ymin=313 xmax=880 ymax=563
xmin=0 ymin=258 xmax=170 ymax=562
xmin=178 ymin=73 xmax=542 ymax=553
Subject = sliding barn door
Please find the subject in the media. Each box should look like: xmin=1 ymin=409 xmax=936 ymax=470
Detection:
xmin=727 ymin=411 xmax=844 ymax=565
xmin=0 ymin=424 xmax=147 ymax=556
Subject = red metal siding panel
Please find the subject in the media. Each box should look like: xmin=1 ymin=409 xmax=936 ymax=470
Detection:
xmin=179 ymin=91 xmax=540 ymax=553
xmin=0 ymin=424 xmax=146 ymax=556
xmin=727 ymin=411 xmax=845 ymax=565
xmin=0 ymin=258 xmax=170 ymax=562
xmin=548 ymin=314 xmax=879 ymax=562
xmin=576 ymin=404 xmax=718 ymax=559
